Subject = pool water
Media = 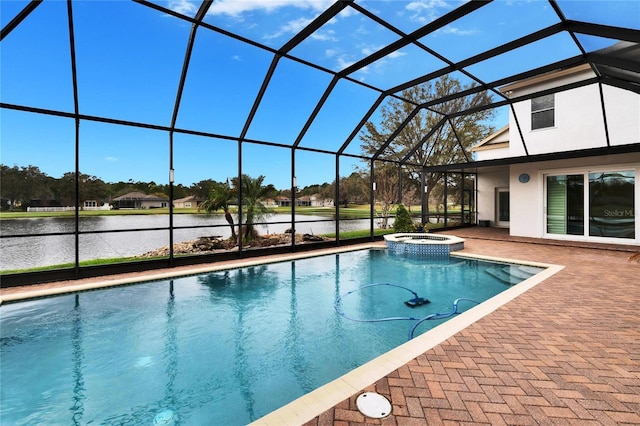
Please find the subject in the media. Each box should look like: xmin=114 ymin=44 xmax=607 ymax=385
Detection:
xmin=0 ymin=249 xmax=543 ymax=425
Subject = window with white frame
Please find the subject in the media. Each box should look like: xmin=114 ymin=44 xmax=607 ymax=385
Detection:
xmin=531 ymin=94 xmax=554 ymax=130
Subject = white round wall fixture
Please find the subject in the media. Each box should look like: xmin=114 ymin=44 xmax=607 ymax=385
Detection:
xmin=356 ymin=392 xmax=392 ymax=419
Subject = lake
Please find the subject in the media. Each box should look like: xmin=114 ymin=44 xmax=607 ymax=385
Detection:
xmin=0 ymin=214 xmax=377 ymax=271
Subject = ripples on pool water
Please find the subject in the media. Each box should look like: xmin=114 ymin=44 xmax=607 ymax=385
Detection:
xmin=0 ymin=249 xmax=542 ymax=425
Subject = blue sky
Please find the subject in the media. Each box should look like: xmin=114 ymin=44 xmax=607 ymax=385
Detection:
xmin=1 ymin=0 xmax=637 ymax=190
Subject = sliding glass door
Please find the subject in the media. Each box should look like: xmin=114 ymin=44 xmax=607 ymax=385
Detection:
xmin=546 ymin=170 xmax=635 ymax=239
xmin=546 ymin=174 xmax=584 ymax=235
xmin=589 ymin=171 xmax=635 ymax=238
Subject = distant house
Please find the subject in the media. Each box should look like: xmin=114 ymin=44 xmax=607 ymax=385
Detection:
xmin=274 ymin=194 xmax=332 ymax=208
xmin=297 ymin=196 xmax=312 ymax=207
xmin=83 ymin=200 xmax=111 ymax=211
xmin=310 ymin=194 xmax=333 ymax=207
xmin=276 ymin=195 xmax=314 ymax=207
xmin=276 ymin=196 xmax=292 ymax=207
xmin=112 ymin=191 xmax=169 ymax=209
xmin=173 ymin=195 xmax=204 ymax=209
xmin=263 ymin=198 xmax=278 ymax=208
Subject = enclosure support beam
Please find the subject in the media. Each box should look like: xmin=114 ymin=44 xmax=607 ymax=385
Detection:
xmin=0 ymin=0 xmax=41 ymax=42
xmin=370 ymin=160 xmax=375 ymax=240
xmin=397 ymin=165 xmax=403 ymax=205
xmin=443 ymin=172 xmax=448 ymax=228
xmin=168 ymin=0 xmax=213 ymax=263
xmin=66 ymin=0 xmax=81 ymax=275
xmin=291 ymin=148 xmax=297 ymax=250
xmin=335 ymin=155 xmax=340 ymax=243
xmin=372 ymin=107 xmax=422 ymax=161
xmin=421 ymin=169 xmax=427 ymax=227
xmin=597 ymin=82 xmax=611 ymax=147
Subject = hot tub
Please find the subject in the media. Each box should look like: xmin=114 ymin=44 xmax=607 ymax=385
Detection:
xmin=383 ymin=233 xmax=465 ymax=256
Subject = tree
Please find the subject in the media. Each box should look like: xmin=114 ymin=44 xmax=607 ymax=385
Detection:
xmin=316 ymin=182 xmax=333 ymax=203
xmin=199 ymin=179 xmax=237 ymax=241
xmin=339 ymin=172 xmax=367 ymax=206
xmin=393 ymin=204 xmax=416 ymax=233
xmin=172 ymin=183 xmax=190 ymax=200
xmin=52 ymin=172 xmax=109 ymax=206
xmin=370 ymin=163 xmax=400 ymax=229
xmin=0 ymin=164 xmax=50 ymax=209
xmin=232 ymin=174 xmax=276 ymax=242
xmin=0 ymin=165 xmax=23 ymax=209
xmin=190 ymin=179 xmax=217 ymax=199
xmin=359 ymin=75 xmax=495 ymax=221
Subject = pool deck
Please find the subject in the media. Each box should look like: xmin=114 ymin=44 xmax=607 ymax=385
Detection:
xmin=2 ymin=228 xmax=639 ymax=425
xmin=297 ymin=228 xmax=640 ymax=426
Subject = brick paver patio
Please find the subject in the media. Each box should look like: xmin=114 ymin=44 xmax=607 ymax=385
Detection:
xmin=305 ymin=229 xmax=640 ymax=425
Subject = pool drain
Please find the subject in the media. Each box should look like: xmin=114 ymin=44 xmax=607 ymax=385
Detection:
xmin=153 ymin=408 xmax=177 ymax=425
xmin=356 ymin=392 xmax=392 ymax=418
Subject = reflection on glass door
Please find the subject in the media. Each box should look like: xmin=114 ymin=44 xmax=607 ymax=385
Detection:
xmin=546 ymin=170 xmax=635 ymax=239
xmin=546 ymin=175 xmax=584 ymax=235
xmin=496 ymin=188 xmax=509 ymax=227
xmin=589 ymin=171 xmax=635 ymax=238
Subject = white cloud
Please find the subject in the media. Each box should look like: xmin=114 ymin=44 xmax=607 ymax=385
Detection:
xmin=325 ymin=49 xmax=337 ymax=58
xmin=105 ymin=156 xmax=118 ymax=162
xmin=441 ymin=26 xmax=477 ymax=36
xmin=361 ymin=45 xmax=384 ymax=56
xmin=406 ymin=0 xmax=450 ymax=12
xmin=387 ymin=50 xmax=407 ymax=59
xmin=310 ymin=29 xmax=337 ymax=42
xmin=264 ymin=16 xmax=313 ymax=40
xmin=232 ymin=55 xmax=242 ymax=61
xmin=337 ymin=55 xmax=358 ymax=71
xmin=168 ymin=0 xmax=198 ymax=16
xmin=405 ymin=0 xmax=451 ymax=23
xmin=208 ymin=0 xmax=335 ymax=17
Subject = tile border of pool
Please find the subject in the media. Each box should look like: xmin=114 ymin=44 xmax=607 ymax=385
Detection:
xmin=0 ymin=244 xmax=564 ymax=425
xmin=249 ymin=252 xmax=564 ymax=426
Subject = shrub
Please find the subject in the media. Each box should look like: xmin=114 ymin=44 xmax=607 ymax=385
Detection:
xmin=393 ymin=204 xmax=416 ymax=233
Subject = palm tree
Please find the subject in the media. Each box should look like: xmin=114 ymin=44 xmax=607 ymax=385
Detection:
xmin=232 ymin=174 xmax=276 ymax=242
xmin=199 ymin=180 xmax=237 ymax=241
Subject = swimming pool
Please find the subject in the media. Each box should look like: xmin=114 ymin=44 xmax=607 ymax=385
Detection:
xmin=0 ymin=249 xmax=544 ymax=425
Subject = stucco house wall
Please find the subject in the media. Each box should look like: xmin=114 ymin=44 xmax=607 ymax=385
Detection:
xmin=476 ymin=168 xmax=509 ymax=225
xmin=507 ymin=79 xmax=639 ymax=156
xmin=473 ymin=60 xmax=639 ymax=245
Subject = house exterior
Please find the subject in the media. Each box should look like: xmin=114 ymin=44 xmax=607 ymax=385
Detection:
xmin=310 ymin=194 xmax=333 ymax=207
xmin=275 ymin=194 xmax=332 ymax=207
xmin=112 ymin=191 xmax=169 ymax=209
xmin=472 ymin=62 xmax=639 ymax=245
xmin=82 ymin=200 xmax=111 ymax=211
xmin=173 ymin=196 xmax=203 ymax=209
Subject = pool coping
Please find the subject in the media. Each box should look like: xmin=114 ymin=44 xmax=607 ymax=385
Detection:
xmin=0 ymin=244 xmax=564 ymax=425
xmin=383 ymin=233 xmax=465 ymax=245
xmin=249 ymin=252 xmax=563 ymax=425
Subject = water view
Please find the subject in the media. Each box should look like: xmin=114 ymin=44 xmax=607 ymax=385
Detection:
xmin=0 ymin=214 xmax=374 ymax=271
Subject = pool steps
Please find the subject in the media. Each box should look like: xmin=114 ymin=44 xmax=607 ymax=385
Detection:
xmin=485 ymin=265 xmax=539 ymax=285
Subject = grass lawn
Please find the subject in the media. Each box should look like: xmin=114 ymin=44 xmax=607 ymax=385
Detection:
xmin=0 ymin=204 xmax=443 ymax=219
